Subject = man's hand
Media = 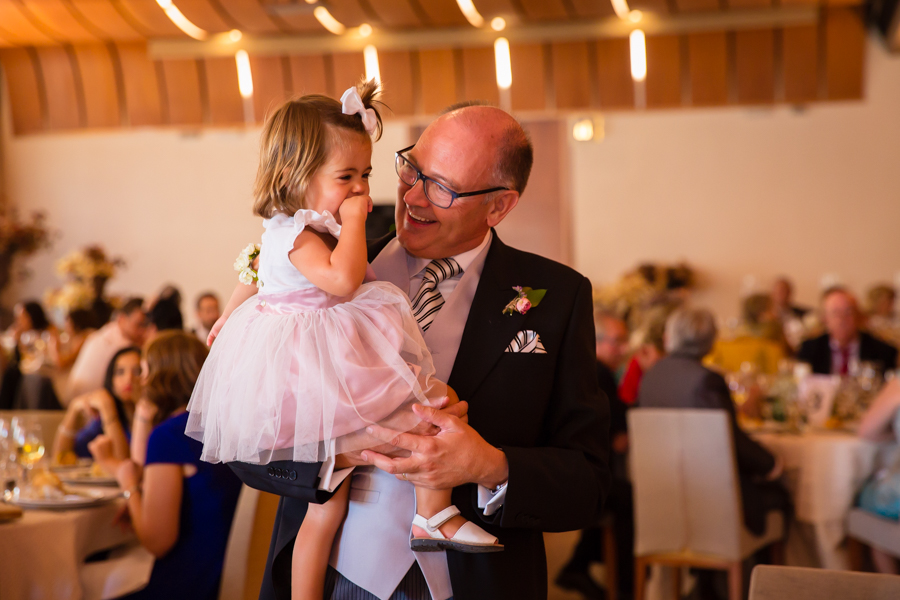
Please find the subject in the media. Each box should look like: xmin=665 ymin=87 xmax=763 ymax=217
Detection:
xmin=361 ymin=403 xmax=508 ymax=490
xmin=334 ymin=398 xmax=468 ymax=469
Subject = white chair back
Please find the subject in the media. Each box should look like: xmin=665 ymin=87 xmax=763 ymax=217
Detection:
xmin=629 ymin=408 xmax=744 ymax=561
xmin=0 ymin=410 xmax=66 ymax=442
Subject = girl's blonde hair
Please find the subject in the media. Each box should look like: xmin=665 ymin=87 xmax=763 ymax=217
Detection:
xmin=253 ymin=79 xmax=384 ymax=218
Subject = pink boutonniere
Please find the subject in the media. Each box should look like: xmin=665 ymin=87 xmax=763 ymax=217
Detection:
xmin=502 ymin=286 xmax=547 ymax=316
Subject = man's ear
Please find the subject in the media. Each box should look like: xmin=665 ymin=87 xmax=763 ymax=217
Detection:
xmin=485 ymin=191 xmax=520 ymax=228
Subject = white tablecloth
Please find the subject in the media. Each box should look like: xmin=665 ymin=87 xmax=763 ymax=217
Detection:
xmin=752 ymin=429 xmax=892 ymax=569
xmin=0 ymin=500 xmax=153 ymax=600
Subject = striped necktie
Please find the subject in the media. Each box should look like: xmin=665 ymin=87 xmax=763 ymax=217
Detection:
xmin=411 ymin=258 xmax=462 ymax=332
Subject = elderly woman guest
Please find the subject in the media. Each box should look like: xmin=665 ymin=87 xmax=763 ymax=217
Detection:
xmin=90 ymin=331 xmax=241 ymax=600
xmin=856 ymin=379 xmax=900 ymax=574
xmin=52 ymin=346 xmax=140 ymax=463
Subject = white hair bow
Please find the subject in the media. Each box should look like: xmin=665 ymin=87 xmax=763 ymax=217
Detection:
xmin=341 ymin=87 xmax=378 ymax=135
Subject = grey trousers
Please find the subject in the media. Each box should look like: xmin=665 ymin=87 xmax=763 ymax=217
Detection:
xmin=325 ymin=563 xmax=450 ymax=600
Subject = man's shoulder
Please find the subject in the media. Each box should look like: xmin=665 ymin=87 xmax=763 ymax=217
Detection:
xmin=490 ymin=238 xmax=588 ymax=290
xmin=799 ymin=333 xmax=829 ymax=352
xmin=862 ymin=331 xmax=898 ymax=355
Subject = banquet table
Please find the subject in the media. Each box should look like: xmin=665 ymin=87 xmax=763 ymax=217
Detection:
xmin=0 ymin=499 xmax=153 ymax=600
xmin=751 ymin=427 xmax=896 ymax=569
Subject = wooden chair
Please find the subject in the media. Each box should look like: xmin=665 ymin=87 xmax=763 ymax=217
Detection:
xmin=748 ymin=564 xmax=900 ymax=600
xmin=219 ymin=486 xmax=280 ymax=600
xmin=628 ymin=409 xmax=785 ymax=600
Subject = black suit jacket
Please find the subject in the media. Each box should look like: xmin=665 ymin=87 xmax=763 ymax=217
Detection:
xmin=796 ymin=332 xmax=899 ymax=377
xmin=637 ymin=353 xmax=777 ymax=533
xmin=251 ymin=232 xmax=610 ymax=600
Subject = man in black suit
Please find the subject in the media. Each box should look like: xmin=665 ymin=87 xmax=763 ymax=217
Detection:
xmin=797 ymin=287 xmax=898 ymax=377
xmin=241 ymin=105 xmax=610 ymax=600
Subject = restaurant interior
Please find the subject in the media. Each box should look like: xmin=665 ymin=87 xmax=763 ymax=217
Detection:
xmin=2 ymin=0 xmax=900 ymax=598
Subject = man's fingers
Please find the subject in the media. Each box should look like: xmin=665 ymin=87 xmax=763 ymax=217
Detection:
xmin=362 ymin=450 xmax=418 ymax=476
xmin=365 ymin=425 xmax=421 ymax=452
xmin=413 ymin=403 xmax=460 ymax=431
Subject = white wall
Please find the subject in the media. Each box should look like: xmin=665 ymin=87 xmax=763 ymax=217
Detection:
xmin=570 ymin=37 xmax=900 ymax=319
xmin=3 ymin=36 xmax=900 ymax=328
xmin=0 ymin=101 xmax=410 ymax=329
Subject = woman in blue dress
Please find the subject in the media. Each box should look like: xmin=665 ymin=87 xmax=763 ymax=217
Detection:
xmin=91 ymin=331 xmax=242 ymax=600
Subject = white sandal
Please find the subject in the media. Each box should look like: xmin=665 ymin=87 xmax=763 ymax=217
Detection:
xmin=410 ymin=505 xmax=504 ymax=553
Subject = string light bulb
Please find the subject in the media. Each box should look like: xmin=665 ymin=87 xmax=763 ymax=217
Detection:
xmin=610 ymin=0 xmax=631 ymax=20
xmin=491 ymin=17 xmax=506 ymax=31
xmin=236 ymin=50 xmax=253 ymax=98
xmin=314 ymin=6 xmax=346 ymax=35
xmin=358 ymin=23 xmax=373 ymax=37
xmin=364 ymin=45 xmax=380 ymax=84
xmin=629 ymin=29 xmax=647 ymax=82
xmin=494 ymin=37 xmax=512 ymax=90
xmin=155 ymin=0 xmax=208 ymax=40
xmin=456 ymin=0 xmax=485 ymax=28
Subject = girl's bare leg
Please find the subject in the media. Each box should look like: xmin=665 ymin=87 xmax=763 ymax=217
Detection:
xmin=292 ymin=480 xmax=351 ymax=600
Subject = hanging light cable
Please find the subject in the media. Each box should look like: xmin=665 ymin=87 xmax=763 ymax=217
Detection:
xmin=155 ymin=0 xmax=208 ymax=40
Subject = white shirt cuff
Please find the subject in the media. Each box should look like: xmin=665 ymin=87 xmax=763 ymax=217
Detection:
xmin=476 ymin=482 xmax=508 ymax=517
xmin=317 ymin=456 xmax=354 ymax=492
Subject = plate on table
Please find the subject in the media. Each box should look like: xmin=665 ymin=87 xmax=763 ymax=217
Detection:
xmin=8 ymin=486 xmax=123 ymax=510
xmin=52 ymin=465 xmax=118 ymax=487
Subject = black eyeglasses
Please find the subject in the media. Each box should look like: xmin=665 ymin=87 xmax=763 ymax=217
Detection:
xmin=394 ymin=144 xmax=509 ymax=209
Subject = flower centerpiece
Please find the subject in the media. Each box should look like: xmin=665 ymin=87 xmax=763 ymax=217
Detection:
xmin=593 ymin=262 xmax=696 ymax=330
xmin=0 ymin=208 xmax=53 ymax=299
xmin=45 ymin=245 xmax=125 ymax=324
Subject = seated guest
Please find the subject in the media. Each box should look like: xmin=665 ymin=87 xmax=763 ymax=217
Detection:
xmin=855 ymin=379 xmax=900 ymax=574
xmin=772 ymin=277 xmax=809 ymax=351
xmin=706 ymin=293 xmax=787 ymax=375
xmin=0 ymin=301 xmax=59 ymax=410
xmin=797 ymin=287 xmax=898 ymax=377
xmin=68 ymin=298 xmax=147 ymax=400
xmin=52 ymin=347 xmax=140 ymax=463
xmin=639 ymin=308 xmax=789 ymax=537
xmin=557 ymin=313 xmax=634 ymax=600
xmin=48 ymin=309 xmax=95 ymax=371
xmin=619 ymin=307 xmax=668 ymax=405
xmin=193 ymin=292 xmax=221 ymax=345
xmin=866 ymin=284 xmax=900 ymax=347
xmin=90 ymin=331 xmax=242 ymax=600
xmin=145 ymin=296 xmax=184 ymax=340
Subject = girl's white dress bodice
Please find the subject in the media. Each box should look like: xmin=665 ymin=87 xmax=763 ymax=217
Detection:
xmin=186 ymin=209 xmax=443 ymax=464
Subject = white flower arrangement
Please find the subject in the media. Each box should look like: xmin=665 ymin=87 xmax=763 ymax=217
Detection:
xmin=234 ymin=243 xmax=262 ymax=288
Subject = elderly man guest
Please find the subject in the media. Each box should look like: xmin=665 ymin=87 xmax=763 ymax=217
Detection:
xmin=67 ymin=297 xmax=147 ymax=401
xmin=797 ymin=287 xmax=898 ymax=377
xmin=639 ymin=308 xmax=788 ymax=537
xmin=239 ymin=104 xmax=610 ymax=600
xmin=557 ymin=312 xmax=633 ymax=599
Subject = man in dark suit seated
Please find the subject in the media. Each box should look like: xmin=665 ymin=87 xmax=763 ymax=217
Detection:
xmin=797 ymin=287 xmax=899 ymax=377
xmin=557 ymin=312 xmax=634 ymax=599
xmin=639 ymin=308 xmax=790 ymax=598
xmin=245 ymin=103 xmax=611 ymax=600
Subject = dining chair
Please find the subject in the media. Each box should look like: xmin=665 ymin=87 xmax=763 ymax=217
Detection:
xmin=748 ymin=564 xmax=900 ymax=599
xmin=629 ymin=409 xmax=784 ymax=600
xmin=846 ymin=507 xmax=900 ymax=569
xmin=219 ymin=485 xmax=281 ymax=600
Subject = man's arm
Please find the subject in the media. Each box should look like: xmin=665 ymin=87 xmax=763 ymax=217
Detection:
xmin=364 ymin=277 xmax=611 ymax=533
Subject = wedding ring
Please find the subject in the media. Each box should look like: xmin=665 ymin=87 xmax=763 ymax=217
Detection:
xmin=401 ymin=473 xmax=408 ymax=481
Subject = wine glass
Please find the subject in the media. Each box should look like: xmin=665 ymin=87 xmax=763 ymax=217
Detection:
xmin=11 ymin=418 xmax=45 ymax=490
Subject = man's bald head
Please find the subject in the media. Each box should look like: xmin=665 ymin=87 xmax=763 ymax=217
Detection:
xmin=436 ymin=104 xmax=533 ymax=194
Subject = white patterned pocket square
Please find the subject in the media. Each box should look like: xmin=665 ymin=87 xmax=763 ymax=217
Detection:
xmin=505 ymin=330 xmax=547 ymax=354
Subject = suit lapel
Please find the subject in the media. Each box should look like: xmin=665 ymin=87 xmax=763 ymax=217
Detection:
xmin=448 ymin=234 xmax=528 ymax=400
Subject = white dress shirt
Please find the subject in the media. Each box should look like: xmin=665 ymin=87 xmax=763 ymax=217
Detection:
xmin=66 ymin=322 xmax=132 ymax=399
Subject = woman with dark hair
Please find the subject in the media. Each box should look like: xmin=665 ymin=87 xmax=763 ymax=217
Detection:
xmin=52 ymin=346 xmax=141 ymax=463
xmin=90 ymin=331 xmax=241 ymax=600
xmin=0 ymin=300 xmax=59 ymax=410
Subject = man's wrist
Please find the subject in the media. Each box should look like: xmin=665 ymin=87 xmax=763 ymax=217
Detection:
xmin=479 ymin=446 xmax=509 ymax=490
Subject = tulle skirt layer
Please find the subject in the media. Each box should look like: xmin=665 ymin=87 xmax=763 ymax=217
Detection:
xmin=185 ymin=282 xmax=444 ymax=464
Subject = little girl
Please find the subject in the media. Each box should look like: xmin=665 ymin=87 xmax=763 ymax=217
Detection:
xmin=185 ymin=81 xmax=501 ymax=599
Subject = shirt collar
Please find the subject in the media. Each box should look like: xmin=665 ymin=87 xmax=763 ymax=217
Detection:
xmin=829 ymin=336 xmax=860 ymax=352
xmin=408 ymin=230 xmax=492 ymax=279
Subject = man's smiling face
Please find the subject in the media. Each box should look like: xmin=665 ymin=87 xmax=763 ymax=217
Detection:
xmin=394 ymin=112 xmax=503 ymax=260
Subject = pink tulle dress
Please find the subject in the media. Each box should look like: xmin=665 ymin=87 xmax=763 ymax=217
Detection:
xmin=185 ymin=209 xmax=443 ymax=464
